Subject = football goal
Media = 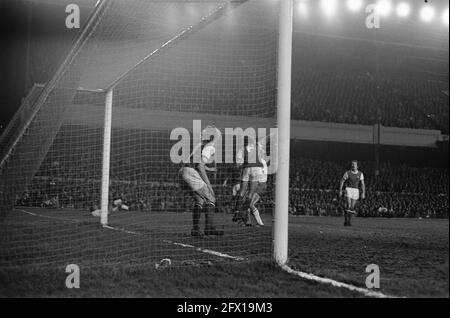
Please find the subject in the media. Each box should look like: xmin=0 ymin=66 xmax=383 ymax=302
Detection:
xmin=0 ymin=0 xmax=292 ymax=270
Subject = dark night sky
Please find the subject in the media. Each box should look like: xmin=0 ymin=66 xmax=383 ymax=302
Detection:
xmin=0 ymin=0 xmax=29 ymax=133
xmin=0 ymin=0 xmax=93 ymax=135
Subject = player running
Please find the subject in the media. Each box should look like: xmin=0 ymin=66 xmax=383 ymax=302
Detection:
xmin=339 ymin=160 xmax=366 ymax=226
xmin=179 ymin=126 xmax=224 ymax=237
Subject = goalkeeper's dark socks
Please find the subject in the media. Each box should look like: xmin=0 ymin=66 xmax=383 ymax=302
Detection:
xmin=204 ymin=204 xmax=217 ymax=227
xmin=192 ymin=204 xmax=202 ymax=230
xmin=191 ymin=204 xmax=202 ymax=237
xmin=204 ymin=204 xmax=224 ymax=236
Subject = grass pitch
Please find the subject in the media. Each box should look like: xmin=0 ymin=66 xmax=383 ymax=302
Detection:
xmin=0 ymin=208 xmax=448 ymax=297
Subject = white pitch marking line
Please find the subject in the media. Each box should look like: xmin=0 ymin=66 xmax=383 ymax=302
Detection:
xmin=103 ymin=225 xmax=246 ymax=262
xmin=202 ymin=249 xmax=245 ymax=261
xmin=18 ymin=209 xmax=81 ymax=223
xmin=166 ymin=241 xmax=195 ymax=248
xmin=164 ymin=239 xmax=246 ymax=261
xmin=102 ymin=225 xmax=142 ymax=235
xmin=18 ymin=209 xmax=246 ymax=262
xmin=280 ymin=264 xmax=399 ymax=298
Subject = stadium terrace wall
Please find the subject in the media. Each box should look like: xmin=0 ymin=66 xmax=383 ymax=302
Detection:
xmin=291 ymin=120 xmax=443 ymax=148
xmin=64 ymin=104 xmax=445 ymax=148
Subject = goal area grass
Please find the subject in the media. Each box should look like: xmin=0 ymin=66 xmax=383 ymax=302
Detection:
xmin=0 ymin=208 xmax=447 ymax=298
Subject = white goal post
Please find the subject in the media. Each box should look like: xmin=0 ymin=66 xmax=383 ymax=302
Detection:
xmin=274 ymin=0 xmax=293 ymax=266
xmin=101 ymin=89 xmax=113 ymax=226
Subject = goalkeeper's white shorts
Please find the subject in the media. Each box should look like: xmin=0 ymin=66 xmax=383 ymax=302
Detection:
xmin=345 ymin=187 xmax=360 ymax=200
xmin=241 ymin=167 xmax=264 ymax=182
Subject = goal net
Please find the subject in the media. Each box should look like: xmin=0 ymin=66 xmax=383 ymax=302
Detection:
xmin=0 ymin=0 xmax=282 ymax=270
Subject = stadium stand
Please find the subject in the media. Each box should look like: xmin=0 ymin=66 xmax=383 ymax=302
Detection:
xmin=16 ymin=147 xmax=449 ymax=219
xmin=292 ymin=69 xmax=449 ymax=133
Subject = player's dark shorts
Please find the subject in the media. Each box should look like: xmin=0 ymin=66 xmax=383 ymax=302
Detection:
xmin=179 ymin=167 xmax=215 ymax=205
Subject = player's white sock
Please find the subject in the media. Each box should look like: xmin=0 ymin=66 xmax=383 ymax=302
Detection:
xmin=122 ymin=204 xmax=129 ymax=211
xmin=251 ymin=208 xmax=264 ymax=226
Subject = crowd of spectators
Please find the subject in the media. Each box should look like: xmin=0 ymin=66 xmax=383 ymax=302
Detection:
xmin=288 ymin=189 xmax=448 ymax=219
xmin=115 ymin=69 xmax=448 ymax=133
xmin=291 ymin=69 xmax=449 ymax=133
xmin=287 ymin=158 xmax=448 ymax=218
xmin=17 ymin=157 xmax=449 ymax=219
xmin=289 ymin=158 xmax=449 ymax=195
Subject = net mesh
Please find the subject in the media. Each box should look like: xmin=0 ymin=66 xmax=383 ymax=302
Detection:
xmin=0 ymin=0 xmax=279 ymax=270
